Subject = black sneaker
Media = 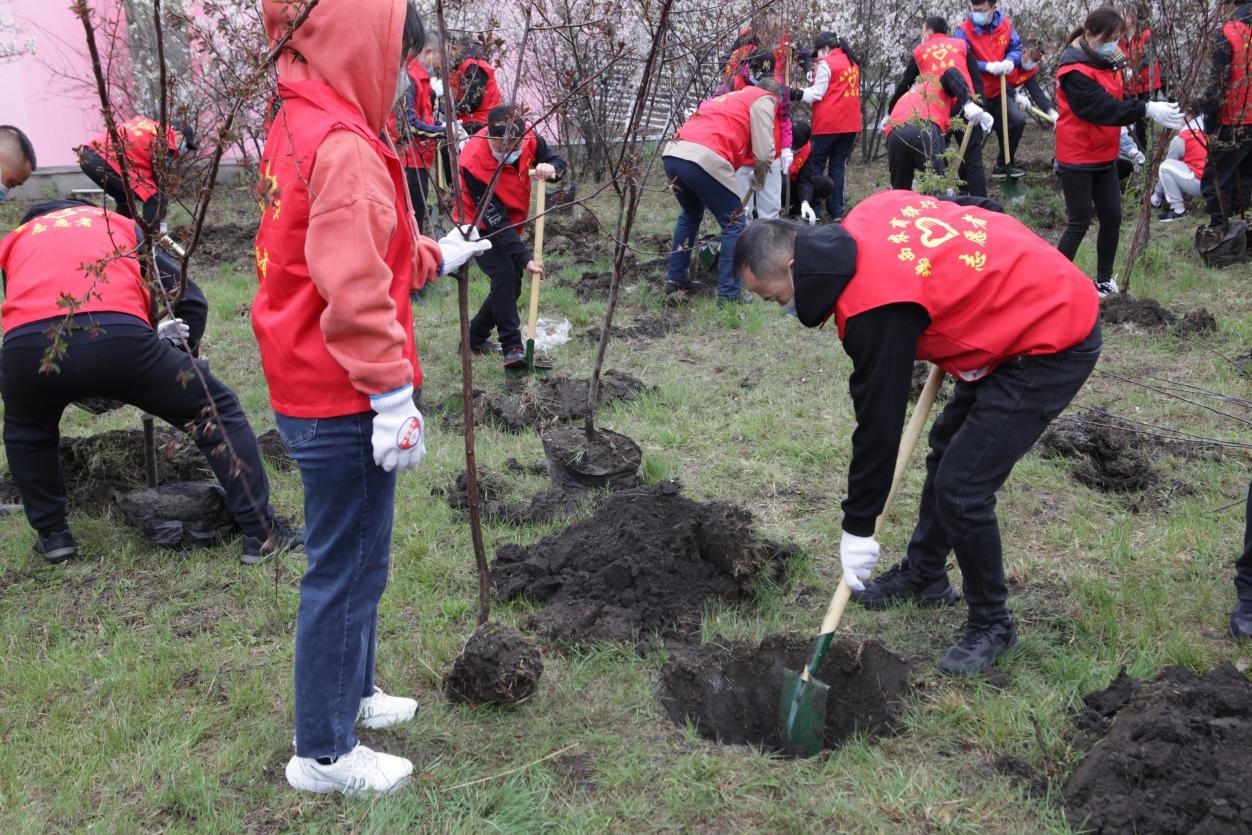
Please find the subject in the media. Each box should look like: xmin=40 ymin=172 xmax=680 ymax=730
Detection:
xmin=1007 ymin=164 xmax=1026 ymax=178
xmin=503 ymin=346 xmax=526 ymax=368
xmin=1231 ymin=602 xmax=1252 ymax=642
xmin=992 ymin=162 xmax=1006 ymax=179
xmin=1094 ymin=277 xmax=1119 ymax=297
xmin=938 ymin=619 xmax=1018 ymax=676
xmin=241 ymin=521 xmax=305 ymax=566
xmin=1158 ymin=209 xmax=1187 ymax=223
xmin=34 ymin=527 xmax=77 ymax=564
xmin=852 ymin=561 xmax=960 ymax=610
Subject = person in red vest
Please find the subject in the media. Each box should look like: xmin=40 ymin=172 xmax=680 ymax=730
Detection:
xmin=1119 ymin=2 xmax=1163 ymax=150
xmin=884 ymin=16 xmax=993 ymax=192
xmin=956 ymin=0 xmax=1026 ymax=179
xmin=0 ymin=125 xmax=37 ymax=200
xmin=388 ymin=41 xmax=444 ymax=230
xmin=661 ymin=81 xmax=781 ymax=303
xmin=448 ymin=39 xmax=501 ymax=135
xmin=733 ymin=190 xmax=1102 ymax=675
xmin=1198 ymin=0 xmax=1252 ymax=229
xmin=253 ymin=0 xmax=489 ymax=796
xmin=1055 ymin=6 xmax=1181 ymax=296
xmin=1150 ymin=116 xmax=1208 ymax=221
xmin=78 ymin=116 xmax=197 ymax=225
xmin=793 ymin=31 xmax=862 ymax=220
xmin=457 ymin=105 xmax=566 ymax=366
xmin=731 ymin=48 xmax=794 ymax=220
xmin=1009 ymin=41 xmax=1058 ymax=122
xmin=0 ymin=199 xmax=298 ymax=566
xmin=785 ymin=120 xmax=833 ymax=224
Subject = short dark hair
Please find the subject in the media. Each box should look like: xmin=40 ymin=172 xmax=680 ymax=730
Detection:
xmin=732 ymin=219 xmax=799 ymax=284
xmin=791 ymin=119 xmax=811 ymax=149
xmin=0 ymin=125 xmax=37 ymax=171
xmin=924 ymin=16 xmax=949 ymax=35
xmin=487 ymin=105 xmax=526 ymax=138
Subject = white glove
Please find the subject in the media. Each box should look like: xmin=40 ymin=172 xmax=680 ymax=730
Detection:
xmin=986 ymin=59 xmax=1014 ymax=76
xmin=800 ymin=201 xmax=817 ymax=225
xmin=157 ymin=318 xmax=190 ymax=343
xmin=453 ymin=119 xmax=469 ymax=152
xmin=878 ymin=113 xmax=891 ymax=132
xmin=430 ymin=77 xmax=444 ymax=98
xmin=1014 ymin=89 xmax=1030 ymax=110
xmin=1131 ymin=149 xmax=1146 ymax=166
xmin=437 ymin=225 xmax=492 ymax=274
xmin=1046 ymin=108 xmax=1059 ymax=124
xmin=780 ymin=148 xmax=794 ymax=171
xmin=840 ymin=531 xmax=880 ymax=593
xmin=977 ymin=111 xmax=995 ymax=133
xmin=1145 ymin=101 xmax=1183 ymax=130
xmin=369 ymin=386 xmax=426 ymax=473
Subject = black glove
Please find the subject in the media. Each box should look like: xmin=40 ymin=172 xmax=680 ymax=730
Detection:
xmin=789 ymin=86 xmax=803 ymax=102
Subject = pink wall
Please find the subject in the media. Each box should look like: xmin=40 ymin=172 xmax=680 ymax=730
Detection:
xmin=1 ymin=1 xmax=125 ymax=169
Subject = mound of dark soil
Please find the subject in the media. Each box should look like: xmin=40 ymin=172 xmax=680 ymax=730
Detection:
xmin=659 ymin=635 xmax=910 ymax=756
xmin=564 ymin=257 xmax=669 ymax=301
xmin=1100 ymin=295 xmax=1177 ymax=329
xmin=441 ymin=469 xmax=584 ymax=526
xmin=1064 ymin=664 xmax=1252 ymax=834
xmin=0 ymin=429 xmax=212 ymax=509
xmin=173 ymin=222 xmax=257 ymax=269
xmin=584 ymin=312 xmax=684 ymax=343
xmin=443 ymin=623 xmax=545 ymax=705
xmin=256 ymin=429 xmax=295 ymax=469
xmin=542 ymin=426 xmax=641 ymax=492
xmin=492 ymin=481 xmax=795 ymax=644
xmin=482 ymin=370 xmax=651 ymax=432
xmin=114 ymin=482 xmax=236 ymax=548
xmin=1039 ymin=409 xmax=1157 ymax=492
xmin=1174 ymin=307 xmax=1218 ymax=336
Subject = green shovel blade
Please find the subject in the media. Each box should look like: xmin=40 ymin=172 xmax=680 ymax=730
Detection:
xmin=1002 ymin=175 xmax=1027 ymax=204
xmin=779 ymin=667 xmax=829 ymax=757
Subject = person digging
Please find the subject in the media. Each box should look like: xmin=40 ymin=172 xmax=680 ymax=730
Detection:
xmin=734 ymin=189 xmax=1102 ymax=675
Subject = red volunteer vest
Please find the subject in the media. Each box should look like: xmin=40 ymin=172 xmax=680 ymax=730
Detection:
xmin=86 ymin=116 xmax=177 ymax=202
xmin=1181 ymin=128 xmax=1208 ymax=178
xmin=830 ymin=191 xmax=1097 ymax=381
xmin=789 ymin=142 xmax=812 ymax=179
xmin=1055 ymin=62 xmax=1124 ymax=164
xmin=451 ymin=58 xmax=501 ymax=125
xmin=915 ymin=35 xmax=975 ymax=96
xmin=959 ymin=16 xmax=1014 ymax=97
xmin=1218 ymin=20 xmax=1252 ymax=125
xmin=0 ymin=206 xmax=151 ymax=331
xmin=455 ymin=129 xmax=539 ymax=228
xmin=811 ymin=49 xmax=863 ymax=135
xmin=252 ymin=79 xmax=419 ymax=418
xmin=1007 ymin=63 xmax=1039 ymax=87
xmin=388 ymin=59 xmax=438 ymax=169
xmin=885 ymin=83 xmax=952 ymax=135
xmin=1119 ymin=29 xmax=1161 ymax=95
xmin=673 ymin=87 xmax=773 ymax=170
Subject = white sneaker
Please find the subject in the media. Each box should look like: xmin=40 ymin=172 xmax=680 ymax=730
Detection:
xmin=1095 ymin=276 xmax=1119 ymax=298
xmin=285 ymin=744 xmax=413 ymax=795
xmin=358 ymin=687 xmax=418 ymax=729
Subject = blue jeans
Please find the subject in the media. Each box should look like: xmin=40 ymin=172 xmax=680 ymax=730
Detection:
xmin=275 ymin=410 xmax=397 ymax=759
xmin=903 ymin=322 xmax=1102 ymax=626
xmin=808 ymin=132 xmax=856 ymax=218
xmin=662 ymin=155 xmax=745 ymax=299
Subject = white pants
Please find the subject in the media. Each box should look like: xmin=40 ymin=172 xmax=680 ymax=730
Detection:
xmin=1155 ymin=159 xmax=1201 ymax=211
xmin=735 ymin=158 xmax=782 ymax=220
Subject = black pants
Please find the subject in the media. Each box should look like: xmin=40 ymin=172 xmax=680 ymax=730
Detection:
xmin=903 ymin=322 xmax=1102 ymax=625
xmin=807 ymin=132 xmax=857 ymax=218
xmin=405 ymin=167 xmax=430 ymax=231
xmin=1057 ymin=163 xmax=1122 ymax=281
xmin=954 ymin=123 xmax=988 ymax=197
xmin=886 ymin=123 xmax=946 ymax=191
xmin=1238 ymin=480 xmax=1252 ymax=605
xmin=787 ymin=176 xmax=833 ymax=216
xmin=78 ymin=147 xmax=163 ymax=226
xmin=985 ymin=93 xmax=1025 ymax=167
xmin=1 ymin=316 xmax=273 ymax=540
xmin=1201 ymin=125 xmax=1252 ymax=226
xmin=468 ymin=238 xmax=528 ymax=352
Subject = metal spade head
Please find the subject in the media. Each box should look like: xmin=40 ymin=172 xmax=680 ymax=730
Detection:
xmin=779 ymin=666 xmax=829 ymax=757
xmin=1002 ymin=174 xmax=1027 ymax=204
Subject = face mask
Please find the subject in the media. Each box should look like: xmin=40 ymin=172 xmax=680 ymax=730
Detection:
xmin=747 ymin=73 xmax=761 ymax=86
xmin=781 ymin=298 xmax=798 ymax=317
xmin=1094 ymin=41 xmax=1118 ymax=58
xmin=970 ymin=10 xmax=992 ymax=26
xmin=492 ymin=149 xmax=521 ymax=164
xmin=176 ymin=141 xmax=188 ymax=156
xmin=1022 ymin=59 xmax=1038 ymax=70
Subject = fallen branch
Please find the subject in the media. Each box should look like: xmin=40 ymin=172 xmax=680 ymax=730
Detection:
xmin=447 ymin=742 xmax=581 ymax=791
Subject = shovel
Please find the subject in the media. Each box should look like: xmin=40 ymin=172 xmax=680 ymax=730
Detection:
xmin=1000 ymin=77 xmax=1026 ymax=203
xmin=779 ymin=363 xmax=946 ymax=756
xmin=518 ymin=171 xmax=553 ymax=377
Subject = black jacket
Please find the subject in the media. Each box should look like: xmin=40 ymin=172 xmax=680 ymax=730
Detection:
xmin=1200 ymin=3 xmax=1252 ymax=126
xmin=790 ymin=195 xmax=1004 ymax=536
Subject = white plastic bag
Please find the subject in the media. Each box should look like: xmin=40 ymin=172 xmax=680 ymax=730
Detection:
xmin=524 ymin=318 xmax=572 ymax=353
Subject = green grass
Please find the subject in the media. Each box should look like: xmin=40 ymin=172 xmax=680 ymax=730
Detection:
xmin=1 ymin=131 xmax=1250 ymax=833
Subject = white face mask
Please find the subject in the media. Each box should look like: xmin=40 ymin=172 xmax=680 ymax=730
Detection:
xmin=492 ymin=149 xmax=521 ymax=164
xmin=1022 ymin=59 xmax=1038 ymax=70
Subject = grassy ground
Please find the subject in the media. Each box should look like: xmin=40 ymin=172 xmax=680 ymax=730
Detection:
xmin=0 ymin=129 xmax=1249 ymax=833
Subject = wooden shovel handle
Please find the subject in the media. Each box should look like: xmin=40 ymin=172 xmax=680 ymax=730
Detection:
xmin=527 ymin=173 xmax=546 ymax=340
xmin=1000 ymin=76 xmax=1011 ymax=166
xmin=814 ymin=364 xmax=947 ymax=638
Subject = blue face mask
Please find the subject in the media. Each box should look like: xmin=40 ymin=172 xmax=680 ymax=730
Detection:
xmin=1094 ymin=41 xmax=1118 ymax=58
xmin=176 ymin=141 xmax=188 ymax=156
xmin=492 ymin=149 xmax=521 ymax=165
xmin=1022 ymin=59 xmax=1038 ymax=70
xmin=970 ymin=10 xmax=992 ymax=26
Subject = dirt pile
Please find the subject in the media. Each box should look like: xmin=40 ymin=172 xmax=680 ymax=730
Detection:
xmin=1100 ymin=295 xmax=1178 ymax=329
xmin=659 ymin=635 xmax=910 ymax=755
xmin=114 ymin=482 xmax=236 ymax=548
xmin=481 ymin=371 xmax=651 ymax=432
xmin=1064 ymin=664 xmax=1252 ymax=834
xmin=583 ymin=312 xmax=685 ymax=343
xmin=173 ymin=222 xmax=257 ymax=270
xmin=492 ymin=481 xmax=796 ymax=644
xmin=1174 ymin=307 xmax=1218 ymax=336
xmin=0 ymin=429 xmax=212 ymax=509
xmin=563 ymin=258 xmax=668 ymax=301
xmin=256 ymin=429 xmax=295 ymax=469
xmin=440 ymin=469 xmax=584 ymax=526
xmin=443 ymin=623 xmax=545 ymax=705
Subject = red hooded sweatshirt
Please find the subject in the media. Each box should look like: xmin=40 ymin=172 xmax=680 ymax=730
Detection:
xmin=252 ymin=0 xmax=442 ymax=418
